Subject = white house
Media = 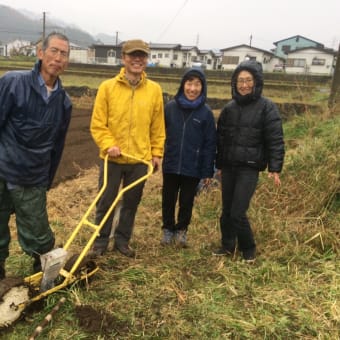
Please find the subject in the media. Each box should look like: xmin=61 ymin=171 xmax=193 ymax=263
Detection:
xmin=149 ymin=43 xmax=181 ymax=67
xmin=5 ymin=39 xmax=36 ymax=57
xmin=196 ymin=49 xmax=222 ymax=70
xmin=148 ymin=43 xmax=220 ymax=70
xmin=0 ymin=45 xmax=6 ymax=56
xmin=285 ymin=47 xmax=336 ymax=75
xmin=69 ymin=42 xmax=90 ymax=64
xmin=220 ymin=44 xmax=283 ymax=72
xmin=273 ymin=35 xmax=324 ymax=59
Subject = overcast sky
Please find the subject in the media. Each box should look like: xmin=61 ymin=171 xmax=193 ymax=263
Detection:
xmin=1 ymin=0 xmax=339 ymax=51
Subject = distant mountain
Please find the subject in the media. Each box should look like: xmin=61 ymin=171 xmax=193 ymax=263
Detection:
xmin=0 ymin=4 xmax=97 ymax=47
xmin=94 ymin=33 xmax=121 ymax=46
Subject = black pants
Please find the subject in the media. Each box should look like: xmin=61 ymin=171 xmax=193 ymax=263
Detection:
xmin=220 ymin=166 xmax=258 ymax=253
xmin=162 ymin=173 xmax=200 ymax=231
xmin=93 ymin=161 xmax=147 ymax=250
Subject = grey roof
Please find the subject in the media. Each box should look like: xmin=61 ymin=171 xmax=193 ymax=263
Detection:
xmin=220 ymin=44 xmax=275 ymax=56
xmin=273 ymin=35 xmax=324 ymax=47
xmin=287 ymin=46 xmax=336 ymax=55
xmin=149 ymin=43 xmax=181 ymax=49
xmin=180 ymin=45 xmax=198 ymax=51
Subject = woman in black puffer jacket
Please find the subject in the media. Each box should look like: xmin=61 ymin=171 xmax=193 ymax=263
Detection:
xmin=214 ymin=60 xmax=285 ymax=262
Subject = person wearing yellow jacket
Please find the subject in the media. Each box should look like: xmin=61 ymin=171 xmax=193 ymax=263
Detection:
xmin=90 ymin=39 xmax=165 ymax=257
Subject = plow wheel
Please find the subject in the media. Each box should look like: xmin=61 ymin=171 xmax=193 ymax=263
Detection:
xmin=0 ymin=277 xmax=32 ymax=328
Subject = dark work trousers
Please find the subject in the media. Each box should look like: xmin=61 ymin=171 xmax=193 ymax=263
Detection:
xmin=93 ymin=161 xmax=147 ymax=250
xmin=0 ymin=180 xmax=55 ymax=262
xmin=219 ymin=166 xmax=259 ymax=253
xmin=162 ymin=173 xmax=200 ymax=232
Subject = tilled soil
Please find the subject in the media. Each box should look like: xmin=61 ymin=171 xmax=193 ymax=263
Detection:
xmin=53 ymin=108 xmax=100 ymax=187
xmin=74 ymin=304 xmax=129 ymax=335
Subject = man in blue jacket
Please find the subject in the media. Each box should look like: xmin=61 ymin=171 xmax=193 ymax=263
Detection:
xmin=0 ymin=32 xmax=72 ymax=279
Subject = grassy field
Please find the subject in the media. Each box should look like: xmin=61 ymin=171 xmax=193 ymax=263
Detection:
xmin=0 ymin=59 xmax=339 ymax=339
xmin=2 ymin=111 xmax=339 ymax=340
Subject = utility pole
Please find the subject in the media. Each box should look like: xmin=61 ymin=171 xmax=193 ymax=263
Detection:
xmin=42 ymin=12 xmax=46 ymax=41
xmin=115 ymin=31 xmax=119 ymax=65
xmin=115 ymin=31 xmax=119 ymax=46
xmin=249 ymin=34 xmax=252 ymax=47
xmin=328 ymin=44 xmax=340 ymax=113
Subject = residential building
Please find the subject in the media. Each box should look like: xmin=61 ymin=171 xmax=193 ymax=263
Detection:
xmin=148 ymin=43 xmax=181 ymax=67
xmin=148 ymin=43 xmax=221 ymax=70
xmin=285 ymin=46 xmax=336 ymax=75
xmin=4 ymin=39 xmax=36 ymax=57
xmin=0 ymin=45 xmax=6 ymax=56
xmin=69 ymin=42 xmax=89 ymax=64
xmin=88 ymin=42 xmax=222 ymax=70
xmin=273 ymin=35 xmax=324 ymax=58
xmin=1 ymin=35 xmax=335 ymax=76
xmin=89 ymin=44 xmax=118 ymax=64
xmin=220 ymin=44 xmax=283 ymax=72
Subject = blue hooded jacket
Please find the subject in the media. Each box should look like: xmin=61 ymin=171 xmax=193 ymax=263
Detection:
xmin=0 ymin=60 xmax=72 ymax=188
xmin=162 ymin=68 xmax=216 ymax=179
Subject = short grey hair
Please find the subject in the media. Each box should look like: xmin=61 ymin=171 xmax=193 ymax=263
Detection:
xmin=42 ymin=32 xmax=70 ymax=53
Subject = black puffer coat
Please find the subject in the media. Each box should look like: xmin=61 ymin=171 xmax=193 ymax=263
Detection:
xmin=216 ymin=60 xmax=284 ymax=172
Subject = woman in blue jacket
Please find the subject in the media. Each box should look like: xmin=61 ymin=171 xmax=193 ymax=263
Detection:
xmin=161 ymin=68 xmax=216 ymax=246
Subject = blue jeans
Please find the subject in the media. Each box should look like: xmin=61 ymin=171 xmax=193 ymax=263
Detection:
xmin=219 ymin=166 xmax=258 ymax=254
xmin=0 ymin=180 xmax=54 ymax=261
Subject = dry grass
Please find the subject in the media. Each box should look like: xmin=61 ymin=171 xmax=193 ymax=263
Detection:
xmin=2 ymin=113 xmax=339 ymax=339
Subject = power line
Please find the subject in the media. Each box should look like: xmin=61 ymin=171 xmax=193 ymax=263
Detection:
xmin=155 ymin=0 xmax=189 ymax=42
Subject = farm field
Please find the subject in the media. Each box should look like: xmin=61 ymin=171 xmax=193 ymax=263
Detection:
xmin=0 ymin=58 xmax=339 ymax=339
xmin=53 ymin=107 xmax=99 ymax=186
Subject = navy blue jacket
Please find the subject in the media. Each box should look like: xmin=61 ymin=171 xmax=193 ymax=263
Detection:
xmin=0 ymin=61 xmax=72 ymax=188
xmin=162 ymin=68 xmax=216 ymax=179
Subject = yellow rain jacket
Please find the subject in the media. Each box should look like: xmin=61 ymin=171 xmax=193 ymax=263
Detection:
xmin=91 ymin=68 xmax=165 ymax=163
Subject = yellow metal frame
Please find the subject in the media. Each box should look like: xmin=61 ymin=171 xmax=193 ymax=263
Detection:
xmin=23 ymin=152 xmax=153 ymax=302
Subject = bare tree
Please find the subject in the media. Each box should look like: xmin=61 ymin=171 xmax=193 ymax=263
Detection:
xmin=329 ymin=44 xmax=340 ymax=112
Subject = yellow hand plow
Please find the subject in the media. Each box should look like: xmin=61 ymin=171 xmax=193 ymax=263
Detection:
xmin=0 ymin=153 xmax=153 ymax=328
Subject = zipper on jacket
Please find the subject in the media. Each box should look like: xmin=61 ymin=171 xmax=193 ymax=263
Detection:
xmin=127 ymin=87 xmax=135 ymax=163
xmin=177 ymin=110 xmax=194 ymax=173
xmin=231 ymin=106 xmax=242 ymax=161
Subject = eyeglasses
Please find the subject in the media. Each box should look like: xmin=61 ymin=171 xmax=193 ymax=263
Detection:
xmin=237 ymin=78 xmax=254 ymax=85
xmin=47 ymin=47 xmax=69 ymax=59
xmin=125 ymin=51 xmax=148 ymax=58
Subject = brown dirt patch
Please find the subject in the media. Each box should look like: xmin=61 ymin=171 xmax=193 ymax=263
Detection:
xmin=74 ymin=304 xmax=129 ymax=335
xmin=53 ymin=108 xmax=100 ymax=187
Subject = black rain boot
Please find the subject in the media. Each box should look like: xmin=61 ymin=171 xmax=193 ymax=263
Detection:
xmin=33 ymin=255 xmax=42 ymax=273
xmin=0 ymin=261 xmax=5 ymax=280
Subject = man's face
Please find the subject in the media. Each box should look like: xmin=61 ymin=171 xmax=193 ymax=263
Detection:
xmin=122 ymin=51 xmax=148 ymax=76
xmin=38 ymin=37 xmax=69 ymax=79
